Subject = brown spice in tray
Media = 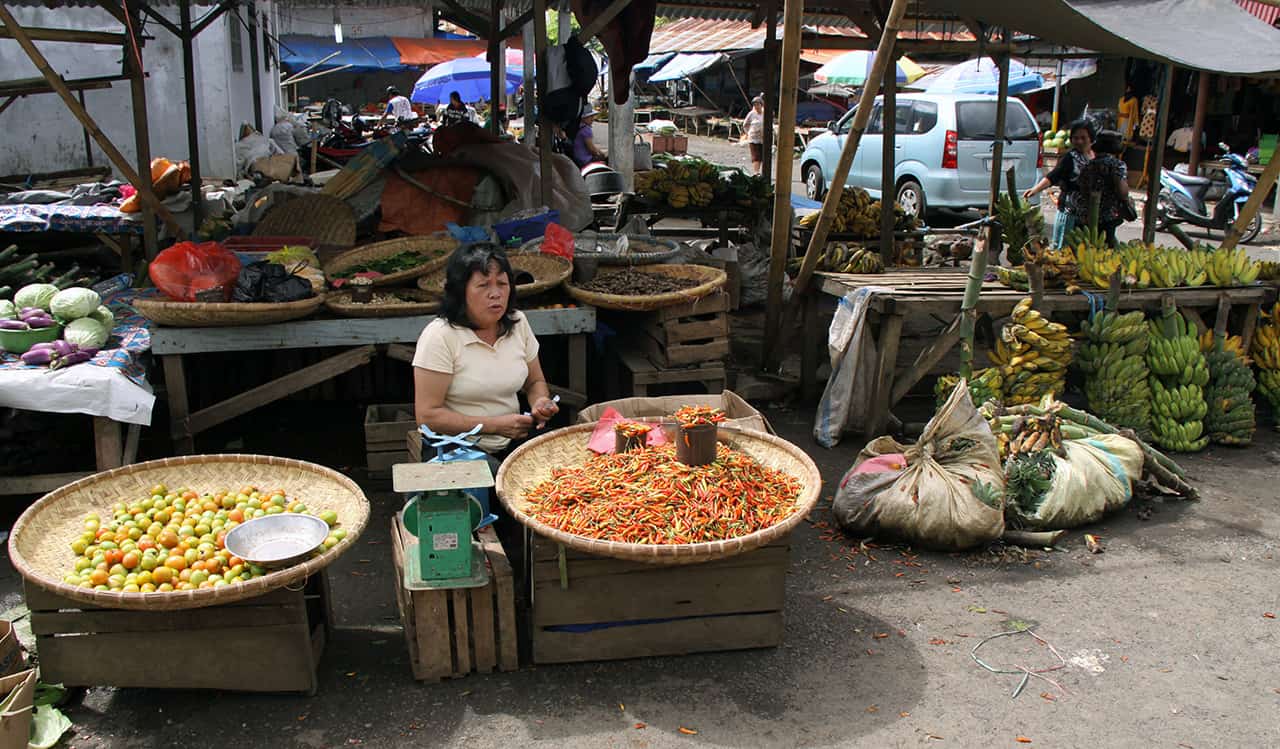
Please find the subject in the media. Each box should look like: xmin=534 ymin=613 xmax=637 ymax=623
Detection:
xmin=578 ymin=269 xmax=699 ymax=296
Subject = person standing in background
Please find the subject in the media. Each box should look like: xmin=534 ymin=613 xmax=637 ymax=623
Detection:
xmin=1117 ymin=83 xmax=1139 ymax=142
xmin=1075 ymin=130 xmax=1131 ymax=247
xmin=1023 ymin=119 xmax=1097 ymax=248
xmin=743 ymin=95 xmax=766 ymax=176
xmin=379 ymin=86 xmax=414 ymax=128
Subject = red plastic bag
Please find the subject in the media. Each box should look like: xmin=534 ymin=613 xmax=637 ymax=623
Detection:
xmin=586 ymin=407 xmax=670 ymax=454
xmin=541 ymin=222 xmax=575 ymax=261
xmin=148 ymin=241 xmax=242 ymax=302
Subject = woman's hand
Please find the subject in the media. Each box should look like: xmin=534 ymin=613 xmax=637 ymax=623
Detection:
xmin=531 ymin=397 xmax=559 ymax=424
xmin=1022 ymin=187 xmax=1038 ymax=200
xmin=491 ymin=414 xmax=534 ymax=440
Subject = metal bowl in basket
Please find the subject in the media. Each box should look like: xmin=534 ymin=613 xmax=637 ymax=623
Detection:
xmin=519 ymin=233 xmax=679 ymax=266
xmin=225 ymin=514 xmax=331 ymax=568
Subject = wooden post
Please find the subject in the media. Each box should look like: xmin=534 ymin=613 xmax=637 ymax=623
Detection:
xmin=78 ymin=90 xmax=93 ymax=167
xmin=522 ymin=22 xmax=535 ymax=147
xmin=760 ymin=0 xmax=806 ymax=368
xmin=0 ymin=4 xmax=182 ymax=237
xmin=1188 ymin=71 xmax=1209 ymax=177
xmin=1143 ymin=64 xmax=1175 ymax=244
xmin=761 ymin=0 xmax=778 ymax=183
xmin=489 ymin=0 xmax=501 ymax=135
xmin=179 ymin=0 xmax=204 ymax=229
xmin=247 ymin=0 xmax=263 ymax=133
xmin=608 ymin=73 xmax=635 ymax=191
xmin=534 ymin=0 xmax=553 ymax=204
xmin=125 ymin=3 xmax=159 ymax=259
xmin=987 ymin=49 xmax=1011 ymax=216
xmin=879 ymin=54 xmax=897 ymax=263
xmin=1221 ymin=150 xmax=1280 ymax=251
xmin=787 ymin=0 xmax=908 ymax=299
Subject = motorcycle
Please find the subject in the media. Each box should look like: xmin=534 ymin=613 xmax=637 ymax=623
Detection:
xmin=1158 ymin=142 xmax=1261 ymax=244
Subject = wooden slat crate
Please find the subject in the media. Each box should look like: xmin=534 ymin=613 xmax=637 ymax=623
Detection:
xmin=643 ymin=292 xmax=731 ymax=368
xmin=391 ymin=518 xmax=518 ymax=681
xmin=530 ymin=533 xmax=788 ymax=664
xmin=618 ymin=350 xmax=726 ymax=397
xmin=366 ymin=403 xmax=416 ymax=476
xmin=26 ymin=573 xmax=331 ymax=694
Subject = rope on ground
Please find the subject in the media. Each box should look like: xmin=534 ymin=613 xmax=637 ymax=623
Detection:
xmin=970 ymin=627 xmax=1072 ymax=699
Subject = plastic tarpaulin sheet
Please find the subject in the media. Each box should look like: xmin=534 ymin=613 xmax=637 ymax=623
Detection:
xmin=280 ymin=35 xmax=412 ymax=73
xmin=928 ymin=0 xmax=1280 ymax=75
xmin=648 ymin=52 xmax=726 ymax=83
xmin=392 ymin=37 xmax=488 ymax=66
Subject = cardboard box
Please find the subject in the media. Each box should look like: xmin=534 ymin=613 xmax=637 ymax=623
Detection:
xmin=0 ymin=623 xmax=23 ymax=679
xmin=0 ymin=668 xmax=35 ymax=749
xmin=577 ymin=390 xmax=773 ymax=434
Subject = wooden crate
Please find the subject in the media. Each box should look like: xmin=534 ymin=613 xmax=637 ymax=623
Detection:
xmin=27 ymin=573 xmax=330 ymax=694
xmin=618 ymin=350 xmax=726 ymax=397
xmin=391 ymin=518 xmax=518 ymax=681
xmin=643 ymin=292 xmax=731 ymax=368
xmin=530 ymin=533 xmax=788 ymax=664
xmin=366 ymin=403 xmax=416 ymax=476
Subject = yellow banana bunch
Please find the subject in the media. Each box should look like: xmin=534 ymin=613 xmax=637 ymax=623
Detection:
xmin=996 ymin=298 xmax=1072 ymax=405
xmin=1199 ymin=329 xmax=1246 ymax=359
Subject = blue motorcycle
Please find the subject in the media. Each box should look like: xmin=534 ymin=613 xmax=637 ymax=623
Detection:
xmin=1157 ymin=143 xmax=1261 ymax=244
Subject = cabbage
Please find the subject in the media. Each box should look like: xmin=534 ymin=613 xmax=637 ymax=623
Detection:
xmin=0 ymin=300 xmax=14 ymax=319
xmin=89 ymin=304 xmax=115 ymax=330
xmin=63 ymin=317 xmax=108 ymax=349
xmin=49 ymin=287 xmax=101 ymax=321
xmin=14 ymin=283 xmax=58 ymax=311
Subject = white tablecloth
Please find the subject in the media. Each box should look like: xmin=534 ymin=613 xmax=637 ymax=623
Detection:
xmin=0 ymin=365 xmax=154 ymax=426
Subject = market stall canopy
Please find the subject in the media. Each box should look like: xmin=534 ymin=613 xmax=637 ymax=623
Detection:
xmin=927 ymin=0 xmax=1280 ymax=75
xmin=280 ymin=35 xmax=413 ymax=74
xmin=912 ymin=57 xmax=1045 ymax=95
xmin=647 ymin=52 xmax=728 ymax=83
xmin=411 ymin=58 xmax=523 ymax=104
xmin=392 ymin=37 xmax=489 ymax=66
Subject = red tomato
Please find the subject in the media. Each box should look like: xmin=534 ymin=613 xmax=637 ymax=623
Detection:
xmin=121 ymin=552 xmax=140 ymax=570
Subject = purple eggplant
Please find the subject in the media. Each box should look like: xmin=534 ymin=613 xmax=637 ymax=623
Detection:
xmin=51 ymin=339 xmax=74 ymax=357
xmin=0 ymin=320 xmax=29 ymax=331
xmin=20 ymin=348 xmax=52 ymax=366
xmin=51 ymin=350 xmax=92 ymax=369
xmin=19 ymin=307 xmax=40 ymax=316
xmin=24 ymin=316 xmax=55 ymax=329
xmin=27 ymin=342 xmax=56 ymax=352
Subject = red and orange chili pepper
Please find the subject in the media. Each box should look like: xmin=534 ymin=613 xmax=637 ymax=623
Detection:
xmin=614 ymin=421 xmax=655 ymax=439
xmin=522 ymin=444 xmax=802 ymax=544
xmin=672 ymin=405 xmax=727 ymax=428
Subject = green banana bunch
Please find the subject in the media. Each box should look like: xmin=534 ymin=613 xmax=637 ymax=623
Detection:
xmin=1145 ymin=303 xmax=1210 ymax=452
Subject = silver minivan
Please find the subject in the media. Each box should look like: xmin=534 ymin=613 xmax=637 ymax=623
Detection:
xmin=800 ymin=93 xmax=1043 ymax=217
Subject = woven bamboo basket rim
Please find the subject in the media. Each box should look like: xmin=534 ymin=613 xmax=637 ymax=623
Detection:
xmin=415 ymin=251 xmax=571 ymax=298
xmin=8 ymin=454 xmax=370 ymax=611
xmin=132 ymin=294 xmax=325 ymax=327
xmin=519 ymin=233 xmax=680 ymax=265
xmin=324 ymin=288 xmax=441 ymax=318
xmin=324 ymin=236 xmax=459 ymax=288
xmin=494 ymin=423 xmax=822 ymax=565
xmin=564 ymin=264 xmax=726 ymax=312
xmin=252 ymin=194 xmax=356 ymax=249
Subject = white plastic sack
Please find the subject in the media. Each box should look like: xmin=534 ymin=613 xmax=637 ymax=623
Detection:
xmin=814 ymin=287 xmax=888 ymax=448
xmin=831 ymin=384 xmax=1006 ymax=550
xmin=1011 ymin=434 xmax=1143 ymax=530
xmin=451 ymin=143 xmax=593 ymax=231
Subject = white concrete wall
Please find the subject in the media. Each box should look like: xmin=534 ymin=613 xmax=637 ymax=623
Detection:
xmin=0 ymin=3 xmax=279 ymax=180
xmin=276 ymin=4 xmax=434 ymax=39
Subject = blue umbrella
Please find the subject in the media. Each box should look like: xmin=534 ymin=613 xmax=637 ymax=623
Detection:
xmin=411 ymin=58 xmax=523 ymax=105
xmin=915 ymin=57 xmax=1045 ymax=95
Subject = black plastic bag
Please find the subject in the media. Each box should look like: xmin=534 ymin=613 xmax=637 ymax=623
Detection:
xmin=231 ymin=261 xmax=314 ymax=303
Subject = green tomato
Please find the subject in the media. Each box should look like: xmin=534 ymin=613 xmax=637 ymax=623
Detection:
xmin=319 ymin=510 xmax=339 ymax=527
xmin=331 ymin=529 xmax=347 ymax=541
xmin=266 ymin=506 xmax=284 ymax=515
xmin=71 ymin=540 xmax=88 ymax=555
xmin=189 ymin=570 xmax=209 ymax=586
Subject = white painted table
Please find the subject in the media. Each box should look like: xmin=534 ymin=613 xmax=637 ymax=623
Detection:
xmin=149 ymin=307 xmax=597 ymax=453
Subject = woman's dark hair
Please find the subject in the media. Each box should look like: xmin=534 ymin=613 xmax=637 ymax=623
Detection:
xmin=450 ymin=91 xmax=462 ymax=103
xmin=441 ymin=243 xmax=518 ymax=336
xmin=1068 ymin=118 xmax=1097 ymax=142
xmin=1094 ymin=130 xmax=1123 ymax=155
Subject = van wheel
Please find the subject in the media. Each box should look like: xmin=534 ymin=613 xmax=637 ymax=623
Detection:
xmin=896 ymin=179 xmax=926 ymax=219
xmin=803 ymin=163 xmax=825 ymax=201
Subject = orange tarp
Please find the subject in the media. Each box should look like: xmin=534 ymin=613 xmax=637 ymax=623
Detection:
xmin=392 ymin=37 xmax=524 ymax=67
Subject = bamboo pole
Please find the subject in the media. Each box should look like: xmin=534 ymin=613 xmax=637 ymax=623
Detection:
xmin=179 ymin=0 xmax=203 ymax=230
xmin=958 ymin=224 xmax=992 ymax=380
xmin=789 ymin=0 xmax=909 ymax=297
xmin=533 ymin=0 xmax=553 ymax=204
xmin=987 ymin=49 xmax=1011 ymax=216
xmin=759 ymin=0 xmax=806 ymax=368
xmin=0 ymin=4 xmax=182 ymax=237
xmin=1220 ymin=148 xmax=1280 ymax=251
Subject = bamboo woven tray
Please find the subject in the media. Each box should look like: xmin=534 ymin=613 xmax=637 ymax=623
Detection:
xmin=564 ymin=264 xmax=726 ymax=312
xmin=416 ymin=251 xmax=571 ymax=299
xmin=325 ymin=236 xmax=458 ymax=288
xmin=519 ymin=233 xmax=680 ymax=265
xmin=9 ymin=454 xmax=370 ymax=611
xmin=494 ymin=424 xmax=821 ymax=565
xmin=324 ymin=288 xmax=441 ymax=318
xmin=132 ymin=294 xmax=325 ymax=327
xmin=252 ymin=194 xmax=356 ymax=249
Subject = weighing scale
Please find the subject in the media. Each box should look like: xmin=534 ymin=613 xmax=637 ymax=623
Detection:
xmin=393 ymin=460 xmax=494 ymax=591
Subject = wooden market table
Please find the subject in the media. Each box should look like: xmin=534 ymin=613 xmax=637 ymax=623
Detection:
xmin=802 ymin=267 xmax=1277 ymax=436
xmin=150 ymin=307 xmax=596 ymax=454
